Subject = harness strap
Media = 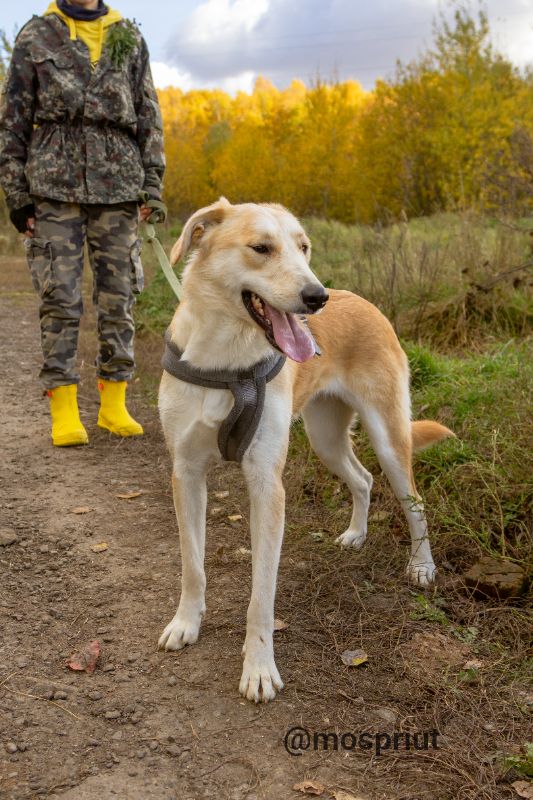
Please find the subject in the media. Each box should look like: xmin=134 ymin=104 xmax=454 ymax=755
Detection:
xmin=162 ymin=332 xmax=286 ymax=463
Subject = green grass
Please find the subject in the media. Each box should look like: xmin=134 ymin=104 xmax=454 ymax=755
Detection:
xmin=136 ymin=211 xmax=533 ymax=345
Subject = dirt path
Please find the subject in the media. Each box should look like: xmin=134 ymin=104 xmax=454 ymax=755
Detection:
xmin=0 ymin=259 xmax=313 ymax=800
xmin=0 ymin=257 xmax=529 ymax=800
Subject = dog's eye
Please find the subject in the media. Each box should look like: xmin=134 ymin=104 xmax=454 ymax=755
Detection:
xmin=250 ymin=244 xmax=270 ymax=255
xmin=301 ymin=243 xmax=309 ymax=254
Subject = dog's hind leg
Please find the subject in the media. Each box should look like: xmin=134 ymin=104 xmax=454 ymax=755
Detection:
xmin=158 ymin=464 xmax=208 ymax=651
xmin=359 ymin=403 xmax=436 ymax=587
xmin=302 ymin=395 xmax=372 ymax=550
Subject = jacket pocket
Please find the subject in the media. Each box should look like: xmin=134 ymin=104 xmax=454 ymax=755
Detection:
xmin=32 ymin=46 xmax=76 ymax=116
xmin=130 ymin=238 xmax=144 ymax=294
xmin=25 ymin=238 xmax=53 ymax=297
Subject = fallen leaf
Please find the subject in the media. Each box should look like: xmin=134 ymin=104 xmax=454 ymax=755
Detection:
xmin=512 ymin=781 xmax=533 ymax=799
xmin=310 ymin=532 xmax=324 ymax=542
xmin=71 ymin=506 xmax=92 ymax=514
xmin=228 ymin=514 xmax=243 ymax=522
xmin=293 ymin=780 xmax=325 ymax=796
xmin=331 ymin=791 xmax=367 ymax=800
xmin=274 ymin=618 xmax=289 ymax=631
xmin=210 ymin=506 xmax=223 ymax=516
xmin=115 ymin=491 xmax=142 ymax=500
xmin=91 ymin=542 xmax=108 ymax=553
xmin=67 ymin=640 xmax=101 ymax=674
xmin=463 ymin=658 xmax=483 ymax=670
xmin=340 ymin=649 xmax=368 ymax=667
xmin=234 ymin=547 xmax=251 ymax=558
xmin=369 ymin=510 xmax=390 ymax=523
xmin=215 ymin=490 xmax=230 ymax=500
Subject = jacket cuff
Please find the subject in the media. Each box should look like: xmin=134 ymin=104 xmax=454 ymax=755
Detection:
xmin=140 ymin=184 xmax=162 ymax=202
xmin=6 ymin=191 xmax=33 ymax=212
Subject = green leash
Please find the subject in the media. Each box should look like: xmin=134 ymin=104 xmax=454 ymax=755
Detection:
xmin=143 ymin=220 xmax=183 ymax=302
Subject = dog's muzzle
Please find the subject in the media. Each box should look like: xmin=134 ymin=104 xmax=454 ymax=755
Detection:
xmin=301 ymin=283 xmax=329 ymax=313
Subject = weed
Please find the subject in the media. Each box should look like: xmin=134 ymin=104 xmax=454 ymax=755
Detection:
xmin=409 ymin=594 xmax=450 ymax=625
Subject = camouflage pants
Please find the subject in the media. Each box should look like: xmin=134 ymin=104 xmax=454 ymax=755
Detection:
xmin=25 ymin=199 xmax=144 ymax=389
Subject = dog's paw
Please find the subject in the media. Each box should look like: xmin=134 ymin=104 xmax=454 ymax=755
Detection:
xmin=407 ymin=560 xmax=436 ymax=586
xmin=158 ymin=612 xmax=202 ymax=651
xmin=239 ymin=655 xmax=284 ymax=703
xmin=336 ymin=529 xmax=367 ymax=550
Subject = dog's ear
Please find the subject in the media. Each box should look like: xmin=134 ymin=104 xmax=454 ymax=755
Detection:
xmin=170 ymin=198 xmax=231 ymax=265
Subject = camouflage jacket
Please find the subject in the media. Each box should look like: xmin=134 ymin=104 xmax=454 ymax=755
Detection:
xmin=0 ymin=13 xmax=165 ymax=211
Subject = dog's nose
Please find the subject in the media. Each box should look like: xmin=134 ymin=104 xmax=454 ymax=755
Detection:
xmin=301 ymin=283 xmax=329 ymax=312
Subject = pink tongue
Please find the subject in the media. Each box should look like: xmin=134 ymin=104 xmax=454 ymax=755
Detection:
xmin=262 ymin=302 xmax=316 ymax=362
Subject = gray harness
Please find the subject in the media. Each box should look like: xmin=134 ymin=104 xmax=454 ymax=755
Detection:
xmin=162 ymin=333 xmax=286 ymax=463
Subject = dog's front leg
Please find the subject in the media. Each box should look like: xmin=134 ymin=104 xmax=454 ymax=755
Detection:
xmin=239 ymin=463 xmax=285 ymax=703
xmin=158 ymin=464 xmax=208 ymax=651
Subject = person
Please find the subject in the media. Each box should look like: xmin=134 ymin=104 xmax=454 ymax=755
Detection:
xmin=0 ymin=0 xmax=166 ymax=446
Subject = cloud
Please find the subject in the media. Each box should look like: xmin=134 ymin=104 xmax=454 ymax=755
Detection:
xmin=162 ymin=0 xmax=533 ymax=91
xmin=151 ymin=61 xmax=255 ymax=93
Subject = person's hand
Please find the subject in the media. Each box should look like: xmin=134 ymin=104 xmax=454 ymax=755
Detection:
xmin=10 ymin=204 xmax=35 ymax=235
xmin=139 ymin=204 xmax=152 ymax=222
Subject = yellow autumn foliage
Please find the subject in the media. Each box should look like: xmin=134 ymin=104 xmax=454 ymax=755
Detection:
xmin=158 ymin=9 xmax=532 ymax=222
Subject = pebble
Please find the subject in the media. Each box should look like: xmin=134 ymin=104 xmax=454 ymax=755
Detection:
xmin=127 ymin=652 xmax=141 ymax=663
xmin=148 ymin=740 xmax=159 ymax=751
xmin=124 ymin=704 xmax=136 ymax=715
xmin=39 ymin=544 xmax=49 ymax=554
xmin=147 ymin=757 xmax=158 ymax=767
xmin=111 ymin=731 xmax=123 ymax=741
xmin=374 ymin=707 xmax=397 ymax=724
xmin=104 ymin=710 xmax=121 ymax=720
xmin=88 ymin=739 xmax=100 ymax=747
xmin=166 ymin=745 xmax=181 ymax=757
xmin=53 ymin=690 xmax=68 ymax=700
xmin=15 ymin=657 xmax=28 ymax=668
xmin=102 ymin=664 xmax=115 ymax=673
xmin=127 ymin=768 xmax=138 ymax=777
xmin=17 ymin=743 xmax=28 ymax=752
xmin=131 ymin=711 xmax=143 ymax=724
xmin=0 ymin=529 xmax=18 ymax=547
xmin=167 ymin=676 xmax=177 ymax=686
xmin=136 ymin=748 xmax=147 ymax=759
xmin=5 ymin=742 xmax=18 ymax=754
xmin=88 ymin=691 xmax=103 ymax=701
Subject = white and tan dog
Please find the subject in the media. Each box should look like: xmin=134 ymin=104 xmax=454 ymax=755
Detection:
xmin=157 ymin=198 xmax=452 ymax=702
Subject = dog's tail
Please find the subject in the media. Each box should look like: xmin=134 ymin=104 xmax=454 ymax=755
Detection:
xmin=411 ymin=420 xmax=455 ymax=452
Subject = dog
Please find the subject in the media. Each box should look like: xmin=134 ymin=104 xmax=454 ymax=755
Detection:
xmin=157 ymin=198 xmax=453 ymax=703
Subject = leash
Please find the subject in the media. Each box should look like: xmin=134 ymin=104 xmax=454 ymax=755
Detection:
xmin=142 ymin=221 xmax=183 ymax=302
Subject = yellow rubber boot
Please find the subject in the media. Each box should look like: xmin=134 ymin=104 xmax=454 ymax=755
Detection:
xmin=48 ymin=385 xmax=89 ymax=447
xmin=97 ymin=379 xmax=144 ymax=437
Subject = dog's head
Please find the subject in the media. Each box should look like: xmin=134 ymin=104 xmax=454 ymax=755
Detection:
xmin=171 ymin=198 xmax=328 ymax=362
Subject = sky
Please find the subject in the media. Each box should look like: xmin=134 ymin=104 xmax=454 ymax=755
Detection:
xmin=2 ymin=0 xmax=532 ymax=93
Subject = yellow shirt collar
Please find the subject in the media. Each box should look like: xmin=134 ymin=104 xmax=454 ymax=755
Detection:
xmin=44 ymin=2 xmax=123 ymax=64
